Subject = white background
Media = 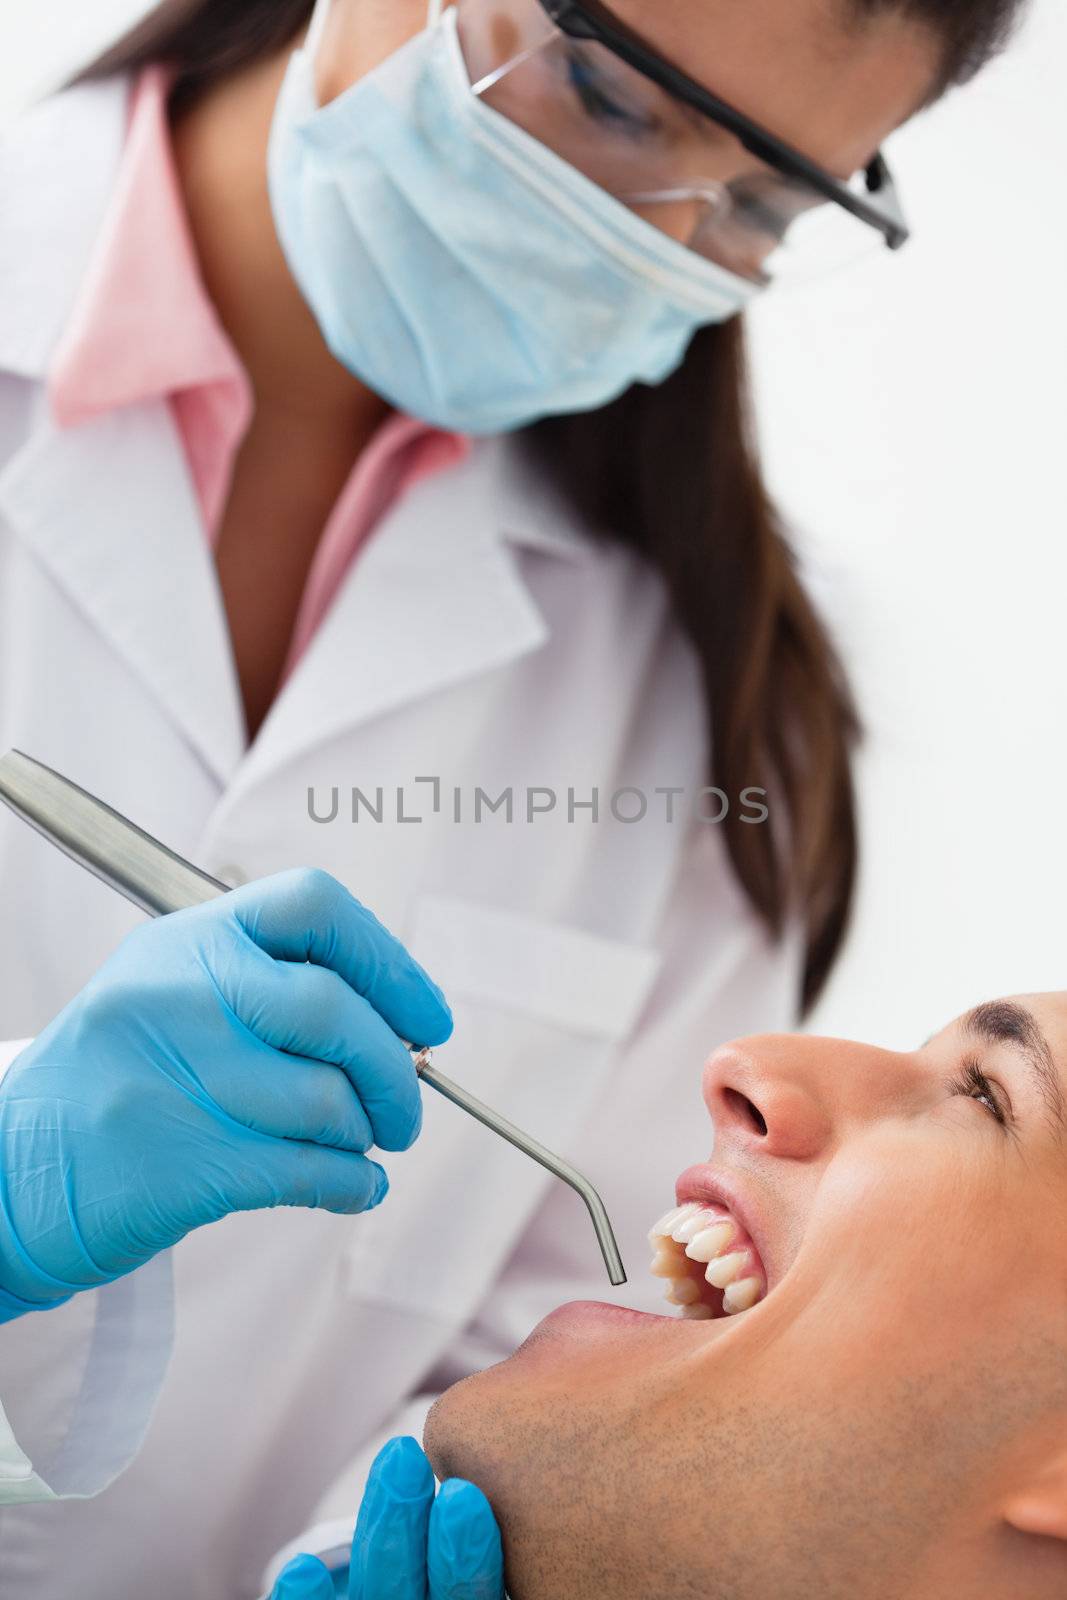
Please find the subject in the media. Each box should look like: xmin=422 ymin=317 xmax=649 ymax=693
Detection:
xmin=3 ymin=0 xmax=1066 ymax=1053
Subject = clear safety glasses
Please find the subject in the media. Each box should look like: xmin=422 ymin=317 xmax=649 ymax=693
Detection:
xmin=455 ymin=0 xmax=911 ymax=286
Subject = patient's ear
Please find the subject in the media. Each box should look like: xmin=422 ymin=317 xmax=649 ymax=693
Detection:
xmin=1003 ymin=1447 xmax=1067 ymax=1542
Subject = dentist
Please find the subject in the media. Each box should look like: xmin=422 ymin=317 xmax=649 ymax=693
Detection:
xmin=0 ymin=0 xmax=1025 ymax=1592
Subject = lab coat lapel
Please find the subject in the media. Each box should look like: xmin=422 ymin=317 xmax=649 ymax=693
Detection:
xmin=225 ymin=440 xmax=557 ymax=800
xmin=0 ymin=80 xmax=129 ymax=383
xmin=0 ymin=402 xmax=246 ymax=787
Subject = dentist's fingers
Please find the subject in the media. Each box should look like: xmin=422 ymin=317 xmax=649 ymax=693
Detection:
xmin=228 ymin=868 xmax=454 ymax=1046
xmin=229 ymin=954 xmax=425 ymax=1152
xmin=218 ymin=1042 xmax=377 ymax=1152
xmin=269 ymin=1554 xmax=335 ymax=1600
xmin=427 ymin=1480 xmax=505 ymax=1600
xmin=239 ymin=1137 xmax=389 ymax=1219
xmin=349 ymin=1436 xmax=435 ymax=1600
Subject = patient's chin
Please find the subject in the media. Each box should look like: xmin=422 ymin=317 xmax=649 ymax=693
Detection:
xmin=422 ymin=1368 xmax=504 ymax=1487
xmin=423 ymin=1375 xmax=567 ymax=1600
xmin=422 ymin=1379 xmax=467 ymax=1482
xmin=424 ymin=1366 xmax=545 ymax=1528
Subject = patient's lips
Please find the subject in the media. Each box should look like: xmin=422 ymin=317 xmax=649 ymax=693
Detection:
xmin=648 ymin=1201 xmax=766 ymax=1319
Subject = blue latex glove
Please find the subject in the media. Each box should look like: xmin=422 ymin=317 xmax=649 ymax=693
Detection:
xmin=269 ymin=1437 xmax=505 ymax=1600
xmin=0 ymin=868 xmax=452 ymax=1320
xmin=269 ymin=1555 xmax=337 ymax=1600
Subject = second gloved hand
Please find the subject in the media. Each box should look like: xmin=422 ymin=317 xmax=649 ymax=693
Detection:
xmin=269 ymin=1436 xmax=505 ymax=1600
xmin=0 ymin=868 xmax=452 ymax=1316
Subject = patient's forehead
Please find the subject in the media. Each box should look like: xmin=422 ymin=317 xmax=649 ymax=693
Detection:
xmin=995 ymin=991 xmax=1067 ymax=1051
xmin=937 ymin=991 xmax=1067 ymax=1048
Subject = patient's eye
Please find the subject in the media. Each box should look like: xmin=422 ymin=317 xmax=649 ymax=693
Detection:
xmin=948 ymin=1058 xmax=1009 ymax=1128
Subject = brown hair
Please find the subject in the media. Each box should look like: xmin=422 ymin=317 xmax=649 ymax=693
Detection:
xmin=77 ymin=0 xmax=1028 ymax=1012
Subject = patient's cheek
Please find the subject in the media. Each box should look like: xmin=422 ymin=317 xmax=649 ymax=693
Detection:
xmin=784 ymin=1139 xmax=1011 ymax=1368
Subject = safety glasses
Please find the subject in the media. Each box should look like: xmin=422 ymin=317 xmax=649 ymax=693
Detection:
xmin=457 ymin=0 xmax=911 ymax=285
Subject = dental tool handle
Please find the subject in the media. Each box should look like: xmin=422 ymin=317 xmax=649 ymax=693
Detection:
xmin=0 ymin=749 xmax=627 ymax=1286
xmin=0 ymin=750 xmax=232 ymax=916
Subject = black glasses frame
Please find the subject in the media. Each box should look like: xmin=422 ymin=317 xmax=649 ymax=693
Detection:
xmin=537 ymin=0 xmax=911 ymax=250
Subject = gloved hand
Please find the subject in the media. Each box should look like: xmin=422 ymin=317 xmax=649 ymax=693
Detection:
xmin=269 ymin=1436 xmax=505 ymax=1600
xmin=0 ymin=868 xmax=452 ymax=1319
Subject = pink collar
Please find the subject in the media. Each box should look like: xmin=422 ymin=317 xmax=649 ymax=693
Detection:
xmin=45 ymin=64 xmax=470 ymax=579
xmin=48 ymin=66 xmax=250 ymax=431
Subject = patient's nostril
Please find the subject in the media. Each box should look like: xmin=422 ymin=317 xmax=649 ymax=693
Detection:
xmin=725 ymin=1088 xmax=768 ymax=1136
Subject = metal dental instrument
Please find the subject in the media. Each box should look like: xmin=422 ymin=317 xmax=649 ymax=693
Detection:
xmin=0 ymin=749 xmax=627 ymax=1285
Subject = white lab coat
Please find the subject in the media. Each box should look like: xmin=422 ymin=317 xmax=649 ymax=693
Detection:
xmin=0 ymin=79 xmax=803 ymax=1598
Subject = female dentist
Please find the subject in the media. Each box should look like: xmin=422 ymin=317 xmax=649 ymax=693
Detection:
xmin=0 ymin=0 xmax=1025 ymax=1591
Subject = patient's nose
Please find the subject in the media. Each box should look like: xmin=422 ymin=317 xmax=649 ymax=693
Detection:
xmin=704 ymin=1036 xmax=831 ymax=1160
xmin=702 ymin=1033 xmax=927 ymax=1162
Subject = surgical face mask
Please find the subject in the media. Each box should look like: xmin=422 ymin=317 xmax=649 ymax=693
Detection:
xmin=267 ymin=0 xmax=758 ymax=436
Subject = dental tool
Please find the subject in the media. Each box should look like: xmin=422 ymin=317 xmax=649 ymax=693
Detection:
xmin=0 ymin=749 xmax=627 ymax=1285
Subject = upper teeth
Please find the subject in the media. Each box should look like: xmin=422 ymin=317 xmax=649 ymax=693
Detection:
xmin=686 ymin=1221 xmax=735 ymax=1262
xmin=648 ymin=1201 xmax=765 ymax=1319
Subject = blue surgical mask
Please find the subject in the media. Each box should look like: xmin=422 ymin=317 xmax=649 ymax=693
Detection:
xmin=267 ymin=0 xmax=757 ymax=436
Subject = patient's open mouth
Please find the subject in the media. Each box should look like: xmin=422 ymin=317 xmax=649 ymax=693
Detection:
xmin=648 ymin=1201 xmax=767 ymax=1319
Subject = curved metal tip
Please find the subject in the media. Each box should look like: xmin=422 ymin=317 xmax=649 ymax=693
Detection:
xmin=415 ymin=1058 xmax=627 ymax=1286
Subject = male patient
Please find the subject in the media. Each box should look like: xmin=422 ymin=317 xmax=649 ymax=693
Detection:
xmin=271 ymin=992 xmax=1067 ymax=1600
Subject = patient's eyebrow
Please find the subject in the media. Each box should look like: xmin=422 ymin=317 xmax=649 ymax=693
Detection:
xmin=961 ymin=1000 xmax=1066 ymax=1139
